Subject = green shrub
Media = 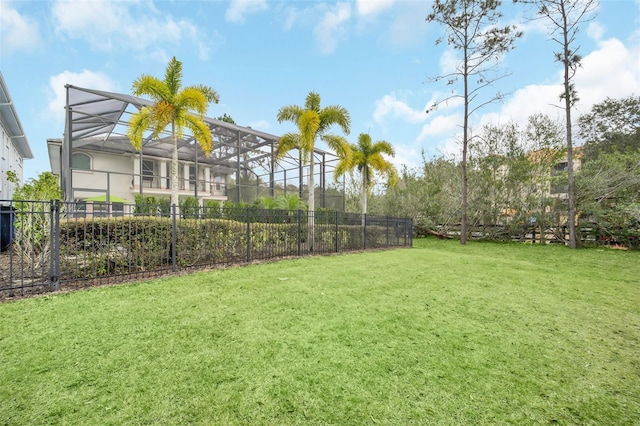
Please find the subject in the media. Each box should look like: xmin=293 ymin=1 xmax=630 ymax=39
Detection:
xmin=134 ymin=195 xmax=170 ymax=216
xmin=180 ymin=196 xmax=200 ymax=219
xmin=57 ymin=213 xmax=393 ymax=279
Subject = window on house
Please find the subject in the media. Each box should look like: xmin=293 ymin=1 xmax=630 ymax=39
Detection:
xmin=72 ymin=152 xmax=91 ymax=170
xmin=553 ymin=162 xmax=568 ymax=173
xmin=142 ymin=160 xmax=155 ymax=187
xmin=215 ymin=175 xmax=222 ymax=191
xmin=189 ymin=165 xmax=197 ymax=190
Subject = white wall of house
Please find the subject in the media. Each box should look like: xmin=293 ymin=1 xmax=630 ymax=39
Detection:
xmin=0 ymin=126 xmax=24 ymax=200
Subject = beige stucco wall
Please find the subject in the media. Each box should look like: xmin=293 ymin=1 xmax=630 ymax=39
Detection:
xmin=71 ymin=150 xmax=228 ymax=205
xmin=71 ymin=151 xmax=135 ymax=202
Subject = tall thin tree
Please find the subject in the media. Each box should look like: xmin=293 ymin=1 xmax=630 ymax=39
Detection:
xmin=426 ymin=0 xmax=521 ymax=244
xmin=275 ymin=92 xmax=351 ymax=252
xmin=516 ymin=0 xmax=597 ymax=248
xmin=128 ymin=57 xmax=219 ymax=207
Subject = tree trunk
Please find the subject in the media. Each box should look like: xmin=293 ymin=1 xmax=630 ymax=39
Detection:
xmin=562 ymin=3 xmax=577 ymax=249
xmin=171 ymin=121 xmax=179 ymax=209
xmin=308 ymin=152 xmax=315 ymax=252
xmin=461 ymin=43 xmax=469 ymax=246
xmin=361 ymin=170 xmax=367 ymax=227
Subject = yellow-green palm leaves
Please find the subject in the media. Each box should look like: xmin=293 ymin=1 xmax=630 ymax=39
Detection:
xmin=275 ymin=92 xmax=351 ymax=162
xmin=127 ymin=57 xmax=219 ymax=206
xmin=337 ymin=133 xmax=397 ymax=215
xmin=275 ymin=91 xmax=351 ymax=208
xmin=276 ymin=91 xmax=351 ymax=252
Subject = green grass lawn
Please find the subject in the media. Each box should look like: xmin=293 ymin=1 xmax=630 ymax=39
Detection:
xmin=1 ymin=239 xmax=639 ymax=425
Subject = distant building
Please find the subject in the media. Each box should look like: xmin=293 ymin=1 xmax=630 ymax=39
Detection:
xmin=0 ymin=72 xmax=34 ymax=203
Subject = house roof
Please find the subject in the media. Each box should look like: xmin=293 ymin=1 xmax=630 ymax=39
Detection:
xmin=0 ymin=71 xmax=33 ymax=159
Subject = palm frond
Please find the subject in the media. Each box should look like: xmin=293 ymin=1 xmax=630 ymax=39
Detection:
xmin=184 ymin=115 xmax=213 ymax=157
xmin=277 ymin=105 xmax=303 ymax=124
xmin=357 ymin=133 xmax=373 ymax=152
xmin=351 ymin=133 xmax=397 ymax=190
xmin=152 ymin=101 xmax=175 ymax=137
xmin=372 ymin=140 xmax=395 ymax=157
xmin=131 ymin=75 xmax=170 ymax=102
xmin=323 ymin=135 xmax=353 ymax=182
xmin=189 ymin=84 xmax=220 ymax=104
xmin=127 ymin=108 xmax=155 ymax=151
xmin=164 ymin=56 xmax=183 ymax=96
xmin=305 ymin=92 xmax=322 ymax=111
xmin=176 ymin=88 xmax=209 ymax=116
xmin=298 ymin=110 xmax=320 ymax=154
xmin=275 ymin=133 xmax=301 ymax=161
xmin=319 ymin=105 xmax=351 ymax=135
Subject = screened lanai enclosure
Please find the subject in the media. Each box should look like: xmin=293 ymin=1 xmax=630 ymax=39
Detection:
xmin=47 ymin=85 xmax=346 ymax=210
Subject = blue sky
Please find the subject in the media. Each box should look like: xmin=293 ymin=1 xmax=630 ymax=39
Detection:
xmin=1 ymin=0 xmax=639 ymax=181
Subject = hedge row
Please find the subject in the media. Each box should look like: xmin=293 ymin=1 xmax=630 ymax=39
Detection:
xmin=58 ymin=216 xmax=395 ymax=279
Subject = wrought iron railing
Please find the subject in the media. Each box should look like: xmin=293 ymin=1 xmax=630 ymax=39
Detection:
xmin=0 ymin=200 xmax=413 ymax=300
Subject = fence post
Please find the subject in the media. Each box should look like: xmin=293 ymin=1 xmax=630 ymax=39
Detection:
xmin=408 ymin=218 xmax=413 ymax=246
xmin=49 ymin=200 xmax=60 ymax=291
xmin=246 ymin=207 xmax=251 ymax=263
xmin=171 ymin=204 xmax=177 ymax=272
xmin=297 ymin=209 xmax=302 ymax=256
xmin=335 ymin=210 xmax=339 ymax=253
xmin=386 ymin=216 xmax=390 ymax=247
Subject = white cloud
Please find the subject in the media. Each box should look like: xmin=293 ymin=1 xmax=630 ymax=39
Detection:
xmin=417 ymin=113 xmax=462 ymax=142
xmin=574 ymin=38 xmax=640 ymax=105
xmin=464 ymin=35 xmax=640 ymax=145
xmin=282 ymin=3 xmax=352 ymax=53
xmin=225 ymin=0 xmax=269 ymax=24
xmin=197 ymin=42 xmax=211 ymax=61
xmin=314 ymin=2 xmax=352 ymax=54
xmin=411 ymin=34 xmax=640 ymax=162
xmin=492 ymin=83 xmax=564 ymax=125
xmin=374 ymin=92 xmax=464 ymax=125
xmin=439 ymin=49 xmax=459 ymax=76
xmin=356 ymin=0 xmax=395 ymax=17
xmin=587 ymin=22 xmax=604 ymax=41
xmin=0 ymin=2 xmax=39 ymax=53
xmin=48 ymin=70 xmax=118 ymax=120
xmin=392 ymin=144 xmax=422 ymax=170
xmin=374 ymin=94 xmax=427 ymax=124
xmin=51 ymin=0 xmax=217 ymax=59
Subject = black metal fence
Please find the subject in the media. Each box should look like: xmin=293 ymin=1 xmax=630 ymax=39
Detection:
xmin=0 ymin=200 xmax=413 ymax=300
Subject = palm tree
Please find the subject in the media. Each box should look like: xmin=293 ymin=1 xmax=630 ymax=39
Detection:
xmin=336 ymin=133 xmax=398 ymax=217
xmin=128 ymin=56 xmax=219 ymax=207
xmin=275 ymin=91 xmax=351 ymax=251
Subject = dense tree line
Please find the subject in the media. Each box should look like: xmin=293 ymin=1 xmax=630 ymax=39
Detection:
xmin=366 ymin=96 xmax=640 ymax=246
